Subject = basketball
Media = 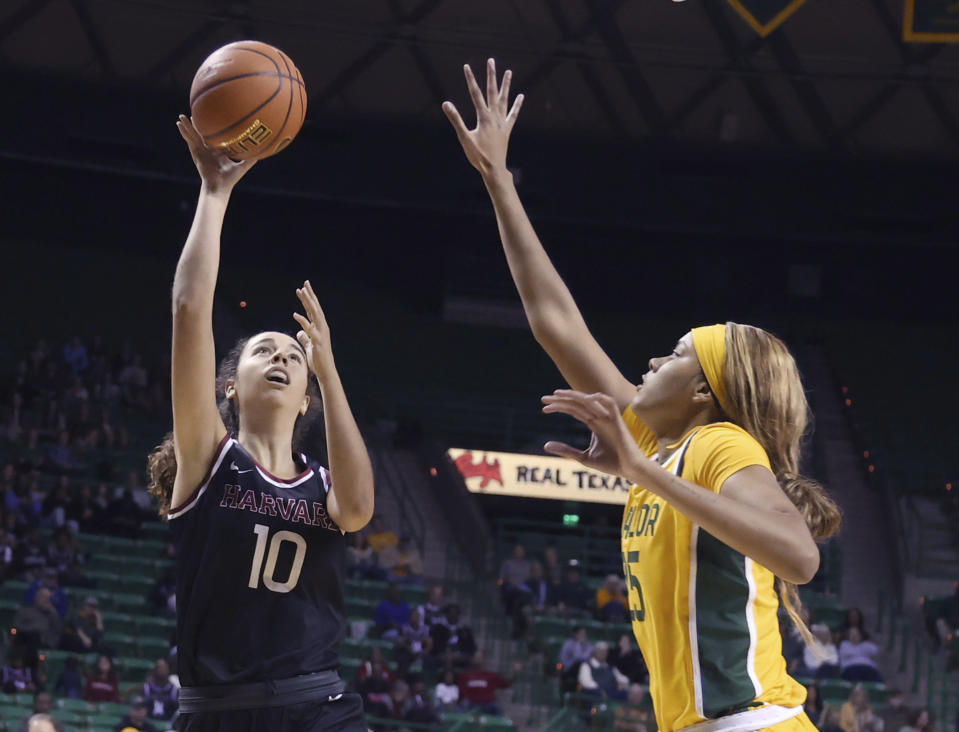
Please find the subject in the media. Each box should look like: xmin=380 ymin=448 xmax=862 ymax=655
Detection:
xmin=189 ymin=41 xmax=306 ymax=161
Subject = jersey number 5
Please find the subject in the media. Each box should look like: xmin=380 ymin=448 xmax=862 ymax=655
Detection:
xmin=622 ymin=550 xmax=646 ymax=622
xmin=249 ymin=524 xmax=307 ymax=593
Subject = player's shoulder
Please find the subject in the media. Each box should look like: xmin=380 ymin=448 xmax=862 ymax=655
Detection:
xmin=689 ymin=421 xmax=764 ymax=453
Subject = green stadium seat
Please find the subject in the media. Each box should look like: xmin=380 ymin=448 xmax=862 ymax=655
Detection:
xmin=136 ymin=636 xmax=170 ymax=660
xmin=100 ymin=612 xmax=137 ymax=636
xmin=819 ymin=678 xmax=853 ymax=705
xmin=136 ymin=616 xmax=175 ymax=637
xmin=101 ymin=632 xmax=138 ymax=657
xmin=56 ymin=698 xmax=98 ymax=713
xmin=0 ymin=581 xmax=28 ymax=603
xmin=96 ymin=701 xmax=132 ymax=717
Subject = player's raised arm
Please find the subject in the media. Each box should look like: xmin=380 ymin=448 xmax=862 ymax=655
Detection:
xmin=443 ymin=60 xmax=636 ymax=411
xmin=170 ymin=116 xmax=256 ymax=506
xmin=293 ymin=280 xmax=374 ymax=533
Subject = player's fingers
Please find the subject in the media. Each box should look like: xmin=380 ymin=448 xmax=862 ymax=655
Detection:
xmin=505 ymin=94 xmax=525 ymax=130
xmin=443 ymin=102 xmax=469 ymax=142
xmin=295 ymin=287 xmax=319 ymax=325
xmin=304 ymin=280 xmax=327 ymax=323
xmin=542 ymin=399 xmax=594 ymax=427
xmin=544 ymin=441 xmax=587 ymax=461
xmin=486 ymin=58 xmax=498 ymax=108
xmin=499 ymin=69 xmax=512 ymax=109
xmin=464 ymin=64 xmax=488 ymax=117
xmin=544 ymin=393 xmax=606 ymax=421
xmin=293 ymin=312 xmax=316 ymax=336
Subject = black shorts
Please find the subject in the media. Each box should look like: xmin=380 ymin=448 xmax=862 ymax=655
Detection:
xmin=176 ymin=692 xmax=367 ymax=732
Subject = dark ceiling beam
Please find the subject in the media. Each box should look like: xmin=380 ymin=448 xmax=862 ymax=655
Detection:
xmin=587 ymin=0 xmax=667 ymax=136
xmin=70 ymin=0 xmax=114 ymax=78
xmin=518 ymin=0 xmax=629 ymax=95
xmin=766 ymin=33 xmax=840 ymax=149
xmin=0 ymin=0 xmax=56 ymax=42
xmin=865 ymin=0 xmax=959 ymax=146
xmin=835 ymin=83 xmax=903 ymax=144
xmin=542 ymin=0 xmax=628 ymax=138
xmin=664 ymin=37 xmax=766 ymax=129
xmin=387 ymin=0 xmax=446 ymax=109
xmin=700 ymin=2 xmax=795 ymax=146
xmin=145 ymin=17 xmax=224 ymax=84
xmin=310 ymin=0 xmax=446 ymax=111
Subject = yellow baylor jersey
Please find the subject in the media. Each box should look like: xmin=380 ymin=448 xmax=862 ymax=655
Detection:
xmin=621 ymin=408 xmax=806 ymax=732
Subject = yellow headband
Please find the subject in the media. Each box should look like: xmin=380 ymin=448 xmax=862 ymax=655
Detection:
xmin=691 ymin=324 xmax=728 ymax=413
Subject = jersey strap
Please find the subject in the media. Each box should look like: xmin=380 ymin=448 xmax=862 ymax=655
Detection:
xmin=168 ymin=434 xmax=233 ymax=520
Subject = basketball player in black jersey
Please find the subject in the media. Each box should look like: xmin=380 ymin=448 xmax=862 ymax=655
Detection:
xmin=146 ymin=115 xmax=374 ymax=731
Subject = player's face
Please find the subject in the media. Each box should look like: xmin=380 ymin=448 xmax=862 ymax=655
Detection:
xmin=630 ymin=332 xmax=710 ymax=419
xmin=233 ymin=331 xmax=310 ymax=421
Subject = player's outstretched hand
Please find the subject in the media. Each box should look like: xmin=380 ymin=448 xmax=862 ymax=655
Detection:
xmin=176 ymin=114 xmax=256 ymax=194
xmin=294 ymin=280 xmax=335 ymax=383
xmin=442 ymin=58 xmax=524 ymax=178
xmin=541 ymin=390 xmax=645 ymax=480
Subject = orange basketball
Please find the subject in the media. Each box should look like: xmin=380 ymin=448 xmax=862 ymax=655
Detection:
xmin=189 ymin=41 xmax=307 ymax=161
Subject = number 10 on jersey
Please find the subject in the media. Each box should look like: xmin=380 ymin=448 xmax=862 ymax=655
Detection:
xmin=249 ymin=524 xmax=307 ymax=593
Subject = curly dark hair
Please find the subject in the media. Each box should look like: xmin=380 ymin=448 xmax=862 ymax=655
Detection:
xmin=147 ymin=336 xmax=323 ymax=517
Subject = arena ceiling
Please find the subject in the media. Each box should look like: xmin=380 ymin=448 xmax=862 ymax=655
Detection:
xmin=4 ymin=0 xmax=959 ymax=156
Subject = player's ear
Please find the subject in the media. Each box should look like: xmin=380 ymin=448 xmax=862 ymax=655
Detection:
xmin=224 ymin=379 xmax=237 ymax=401
xmin=299 ymin=394 xmax=310 ymax=416
xmin=691 ymin=374 xmax=714 ymax=406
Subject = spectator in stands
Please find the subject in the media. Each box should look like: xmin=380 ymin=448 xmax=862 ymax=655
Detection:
xmin=374 ymin=584 xmax=411 ymax=640
xmin=118 ymin=354 xmax=149 ymax=410
xmin=434 ymin=668 xmax=460 ymax=711
xmin=150 ymin=565 xmax=176 ymax=618
xmin=803 ymin=684 xmax=824 ymax=727
xmin=842 ymin=608 xmax=867 ymax=639
xmin=404 ymin=680 xmax=440 ymax=725
xmin=396 ymin=607 xmax=433 ymax=673
xmin=346 ymin=533 xmax=382 ymax=580
xmin=820 ymin=707 xmax=845 ymax=732
xmin=429 ymin=603 xmax=476 ymax=667
xmin=140 ymin=658 xmax=178 ymax=721
xmin=557 ymin=561 xmax=591 ymax=616
xmin=84 ymin=654 xmax=119 ymax=703
xmin=53 ymin=656 xmax=83 ymax=698
xmin=878 ymin=689 xmax=909 ymax=732
xmin=13 ymin=528 xmax=48 ymax=577
xmin=542 ymin=545 xmax=564 ymax=585
xmin=45 ymin=431 xmax=81 ymax=474
xmin=419 ymin=584 xmax=447 ymax=627
xmin=596 ymin=574 xmax=629 ymax=623
xmin=839 ymin=627 xmax=882 ymax=682
xmin=63 ymin=337 xmax=89 ymax=375
xmin=456 ymin=650 xmax=518 ymax=717
xmin=68 ymin=484 xmax=102 ymax=533
xmin=367 ymin=516 xmax=399 ymax=555
xmin=899 ymin=708 xmax=930 ymax=732
xmin=61 ymin=596 xmax=103 ymax=652
xmin=46 ymin=527 xmax=80 ymax=574
xmin=498 ymin=544 xmax=532 ymax=615
xmin=614 ymin=683 xmax=651 ymax=732
xmin=15 ymin=691 xmax=53 ymax=732
xmin=1 ymin=647 xmax=36 ymax=693
xmin=609 ymin=634 xmax=647 ymax=684
xmin=40 ymin=479 xmax=72 ymax=531
xmin=384 ymin=679 xmax=411 ymax=722
xmin=355 ymin=648 xmax=396 ymax=718
xmin=839 ymin=684 xmax=883 ymax=732
xmin=0 ymin=527 xmax=17 ymax=580
xmin=579 ymin=642 xmax=629 ymax=700
xmin=24 ymin=715 xmax=61 ymax=732
xmin=379 ymin=536 xmax=424 ymax=584
xmin=559 ymin=626 xmax=594 ymax=675
xmin=23 ymin=568 xmax=68 ymax=617
xmin=509 ymin=560 xmax=550 ymax=639
xmin=121 ymin=471 xmax=153 ymax=514
xmin=102 ymin=490 xmax=143 ymax=539
xmin=799 ymin=623 xmax=839 ymax=679
xmin=13 ymin=587 xmax=63 ymax=651
xmin=112 ymin=696 xmax=159 ymax=732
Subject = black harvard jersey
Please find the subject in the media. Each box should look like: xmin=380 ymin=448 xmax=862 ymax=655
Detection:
xmin=169 ymin=435 xmax=346 ymax=686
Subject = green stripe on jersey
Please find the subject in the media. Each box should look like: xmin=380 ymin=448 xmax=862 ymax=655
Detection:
xmin=695 ymin=530 xmax=757 ymax=718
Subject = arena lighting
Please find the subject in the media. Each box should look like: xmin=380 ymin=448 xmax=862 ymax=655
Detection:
xmin=845 ymin=398 xmax=852 ymax=406
xmin=429 ymin=467 xmax=437 ymax=477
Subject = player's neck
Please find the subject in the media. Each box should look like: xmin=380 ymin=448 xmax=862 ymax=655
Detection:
xmin=653 ymin=412 xmax=713 ymax=464
xmin=237 ymin=426 xmax=299 ymax=479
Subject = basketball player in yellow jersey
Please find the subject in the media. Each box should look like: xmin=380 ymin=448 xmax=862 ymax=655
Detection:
xmin=443 ymin=60 xmax=842 ymax=732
